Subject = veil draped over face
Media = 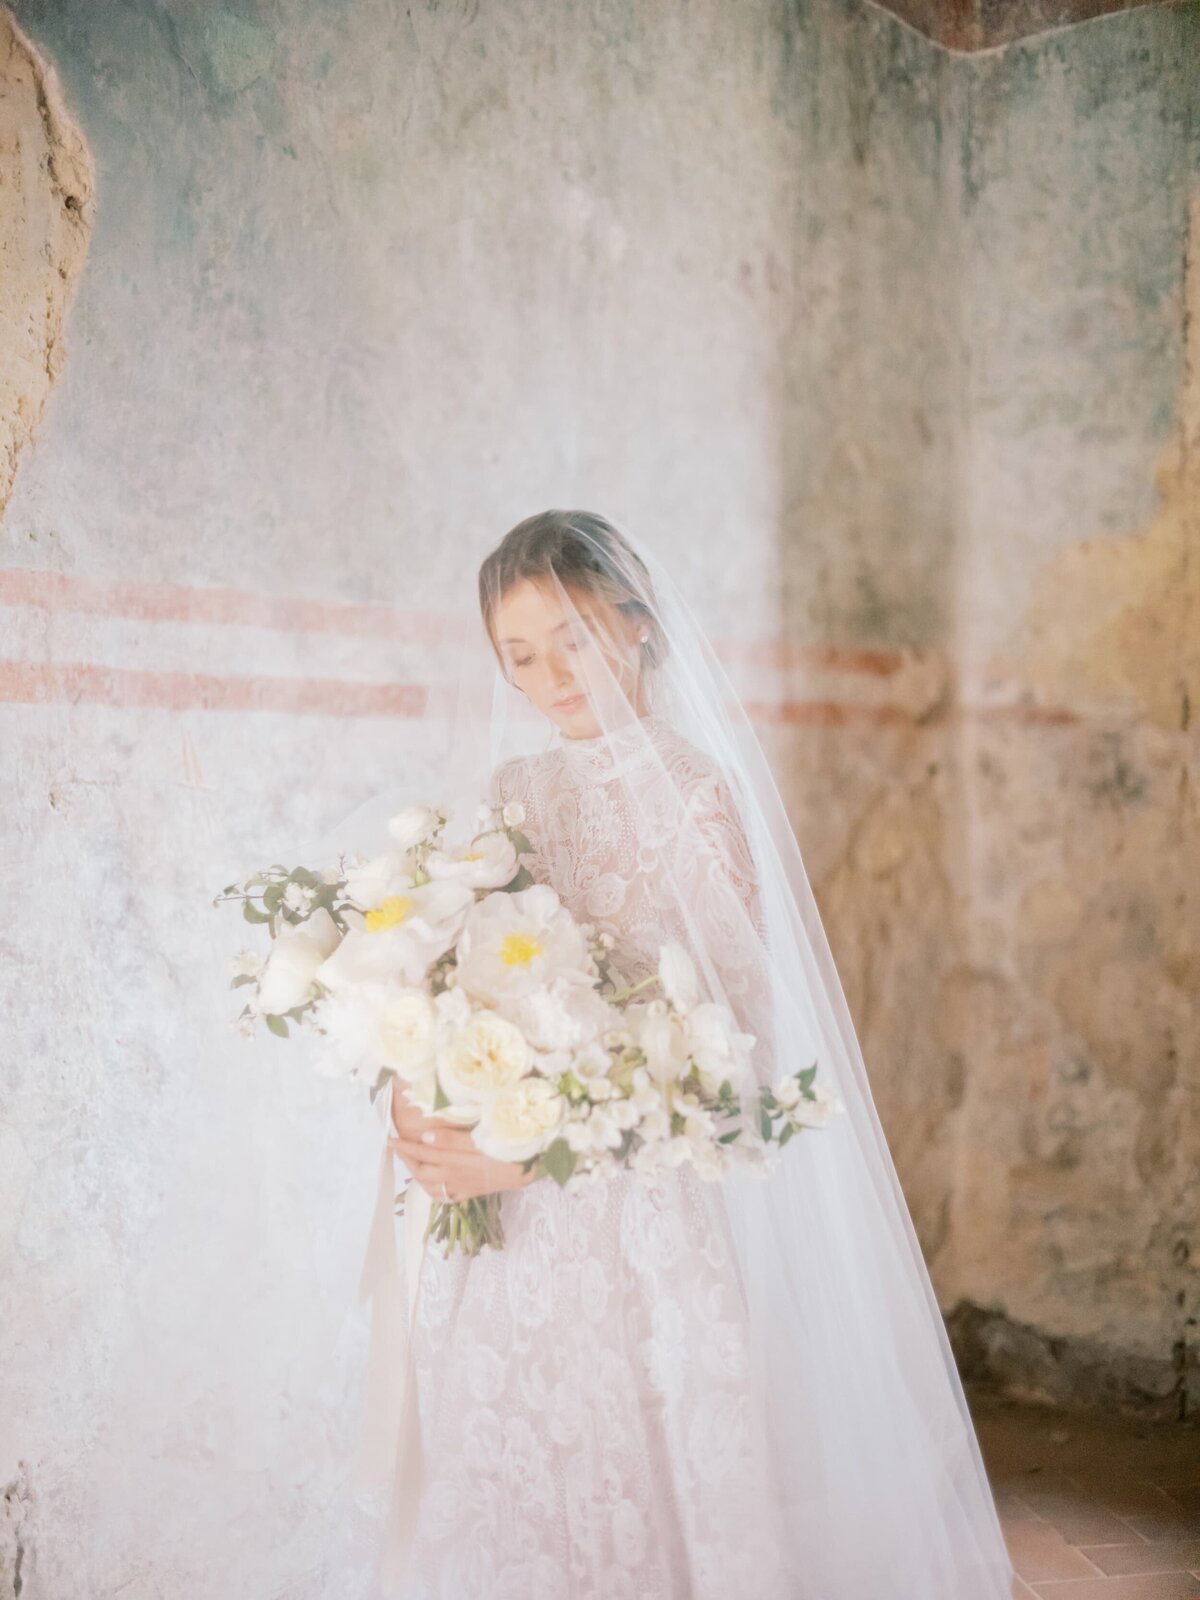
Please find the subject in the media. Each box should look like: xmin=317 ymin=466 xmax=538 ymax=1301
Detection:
xmin=80 ymin=511 xmax=1014 ymax=1599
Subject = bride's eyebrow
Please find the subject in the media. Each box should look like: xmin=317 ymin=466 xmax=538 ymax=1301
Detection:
xmin=499 ymin=616 xmax=593 ymax=646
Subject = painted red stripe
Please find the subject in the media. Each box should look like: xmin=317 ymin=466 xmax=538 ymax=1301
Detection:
xmin=0 ymin=567 xmax=457 ymax=643
xmin=0 ymin=660 xmax=431 ymax=716
xmin=0 ymin=661 xmax=1081 ymax=726
xmin=0 ymin=567 xmax=924 ymax=677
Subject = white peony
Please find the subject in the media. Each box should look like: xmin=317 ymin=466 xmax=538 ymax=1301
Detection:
xmin=315 ymin=879 xmax=473 ymax=991
xmin=505 ymin=975 xmax=611 ymax=1054
xmin=437 ymin=1012 xmax=531 ymax=1116
xmin=342 ymin=852 xmax=415 ymax=913
xmin=474 ymin=1076 xmax=565 ymax=1161
xmin=387 ymin=805 xmax=443 ymax=849
xmin=424 ymin=831 xmax=518 ymax=890
xmin=658 ymin=941 xmax=699 ymax=1013
xmin=456 ymin=884 xmax=595 ymax=1005
xmin=255 ymin=907 xmax=341 ymax=1015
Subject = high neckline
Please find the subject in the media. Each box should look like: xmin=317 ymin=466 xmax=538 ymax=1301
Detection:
xmin=552 ymin=711 xmax=667 ymax=781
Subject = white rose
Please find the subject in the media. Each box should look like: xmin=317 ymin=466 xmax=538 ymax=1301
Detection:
xmin=474 ymin=1077 xmax=565 ymax=1161
xmin=376 ymin=988 xmax=439 ymax=1077
xmin=255 ymin=907 xmax=341 ymax=1015
xmin=342 ymin=852 xmax=415 ymax=913
xmin=502 ymin=801 xmax=525 ymax=828
xmin=387 ymin=805 xmax=442 ymax=849
xmin=658 ymin=942 xmax=699 ymax=1013
xmin=424 ymin=831 xmax=519 ymax=890
xmin=437 ymin=1012 xmax=531 ymax=1115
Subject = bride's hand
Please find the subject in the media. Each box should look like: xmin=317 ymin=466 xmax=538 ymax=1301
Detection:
xmin=388 ymin=1079 xmax=539 ymax=1204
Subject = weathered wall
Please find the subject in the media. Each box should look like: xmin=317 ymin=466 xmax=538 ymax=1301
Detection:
xmin=0 ymin=0 xmax=1196 ymax=1592
xmin=942 ymin=10 xmax=1198 ymax=1412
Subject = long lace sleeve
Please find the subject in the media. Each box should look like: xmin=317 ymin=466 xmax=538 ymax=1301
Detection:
xmin=676 ymin=764 xmax=778 ymax=1086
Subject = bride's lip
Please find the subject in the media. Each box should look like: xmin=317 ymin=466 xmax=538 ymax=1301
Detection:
xmin=554 ymin=692 xmax=586 ymax=710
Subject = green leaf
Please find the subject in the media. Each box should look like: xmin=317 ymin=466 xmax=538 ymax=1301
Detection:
xmin=230 ymin=974 xmax=256 ymax=988
xmin=502 ymin=866 xmax=535 ymax=893
xmin=717 ymin=1128 xmax=742 ymax=1144
xmin=779 ymin=1122 xmax=795 ymax=1146
xmin=539 ymin=1138 xmax=578 ymax=1187
xmin=242 ymin=900 xmax=271 ymax=924
xmin=508 ymin=830 xmax=535 ymax=856
xmin=433 ymin=1081 xmax=450 ymax=1111
xmin=265 ymin=1013 xmax=289 ymax=1038
xmin=797 ymin=1064 xmax=818 ymax=1091
xmin=759 ymin=1105 xmax=773 ymax=1141
xmin=262 ymin=883 xmax=284 ymax=911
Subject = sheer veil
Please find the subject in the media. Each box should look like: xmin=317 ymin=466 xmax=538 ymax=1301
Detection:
xmin=88 ymin=509 xmax=1013 ymax=1597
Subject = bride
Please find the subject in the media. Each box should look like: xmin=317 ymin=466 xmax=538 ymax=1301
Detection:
xmin=361 ymin=510 xmax=1013 ymax=1599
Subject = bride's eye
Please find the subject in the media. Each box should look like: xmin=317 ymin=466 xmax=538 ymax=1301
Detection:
xmin=512 ymin=654 xmax=534 ymax=669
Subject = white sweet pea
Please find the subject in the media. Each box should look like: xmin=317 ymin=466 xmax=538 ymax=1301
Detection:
xmin=437 ymin=1012 xmax=531 ymax=1116
xmin=474 ymin=1077 xmax=565 ymax=1162
xmin=788 ymin=1081 xmax=844 ymax=1128
xmin=315 ymin=879 xmax=473 ymax=991
xmin=387 ymin=805 xmax=442 ymax=849
xmin=424 ymin=831 xmax=518 ymax=890
xmin=634 ymin=1001 xmax=690 ymax=1085
xmin=255 ymin=907 xmax=341 ymax=1015
xmin=342 ymin=852 xmax=415 ymax=913
xmin=283 ymin=881 xmax=318 ymax=916
xmin=772 ymin=1075 xmax=804 ymax=1110
xmin=230 ymin=948 xmax=262 ymax=980
xmin=456 ymin=884 xmax=595 ymax=1005
xmin=658 ymin=941 xmax=699 ymax=1013
xmin=685 ymin=1002 xmax=756 ymax=1094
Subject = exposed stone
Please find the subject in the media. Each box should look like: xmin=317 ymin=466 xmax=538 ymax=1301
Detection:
xmin=0 ymin=8 xmax=94 ymax=522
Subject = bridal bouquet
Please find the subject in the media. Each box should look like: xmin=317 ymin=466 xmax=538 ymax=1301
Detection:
xmin=214 ymin=799 xmax=842 ymax=1256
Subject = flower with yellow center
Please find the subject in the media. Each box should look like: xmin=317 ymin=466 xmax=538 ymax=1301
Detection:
xmin=365 ymin=894 xmax=414 ymax=932
xmin=500 ymin=931 xmax=544 ymax=967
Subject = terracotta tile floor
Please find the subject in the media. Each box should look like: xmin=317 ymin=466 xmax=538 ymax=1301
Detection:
xmin=967 ymin=1388 xmax=1200 ymax=1599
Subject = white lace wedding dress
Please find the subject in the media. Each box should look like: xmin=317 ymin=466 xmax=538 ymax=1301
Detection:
xmin=403 ymin=713 xmax=792 ymax=1600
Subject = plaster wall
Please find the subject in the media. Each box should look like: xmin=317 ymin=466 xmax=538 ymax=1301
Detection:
xmin=0 ymin=0 xmax=1196 ymax=1592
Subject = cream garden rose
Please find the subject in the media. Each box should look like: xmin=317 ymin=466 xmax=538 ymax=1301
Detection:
xmin=437 ymin=1011 xmax=532 ymax=1115
xmin=474 ymin=1076 xmax=567 ymax=1162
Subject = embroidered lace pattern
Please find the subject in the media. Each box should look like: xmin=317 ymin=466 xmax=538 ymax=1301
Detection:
xmin=405 ymin=714 xmax=789 ymax=1599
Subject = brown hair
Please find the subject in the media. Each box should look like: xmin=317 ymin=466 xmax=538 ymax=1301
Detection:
xmin=478 ymin=509 xmax=667 ymax=675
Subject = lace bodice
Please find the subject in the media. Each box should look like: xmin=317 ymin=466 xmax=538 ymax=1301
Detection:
xmin=487 ymin=712 xmax=772 ymax=1049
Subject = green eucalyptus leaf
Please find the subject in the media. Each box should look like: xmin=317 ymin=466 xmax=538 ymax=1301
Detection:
xmin=539 ymin=1138 xmax=577 ymax=1187
xmin=242 ymin=900 xmax=271 ymax=924
xmin=265 ymin=1014 xmax=289 ymax=1038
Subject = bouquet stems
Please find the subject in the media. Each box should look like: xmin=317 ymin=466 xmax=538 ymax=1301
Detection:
xmin=420 ymin=1192 xmax=507 ymax=1257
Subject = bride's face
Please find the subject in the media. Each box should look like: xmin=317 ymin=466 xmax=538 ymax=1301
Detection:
xmin=492 ymin=576 xmax=645 ymax=740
